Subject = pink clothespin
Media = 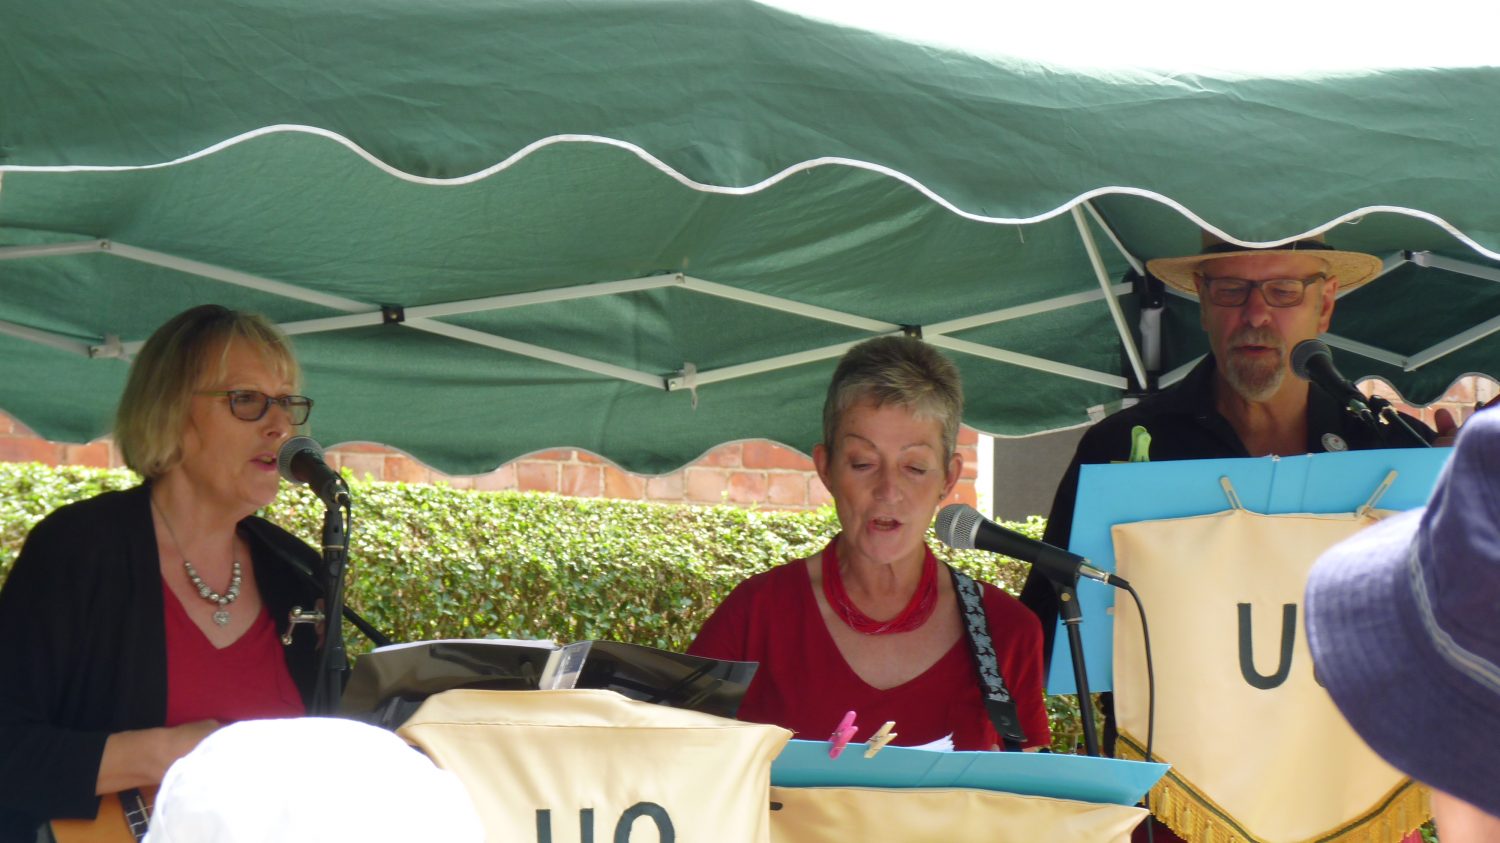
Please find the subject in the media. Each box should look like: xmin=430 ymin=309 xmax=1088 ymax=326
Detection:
xmin=828 ymin=710 xmax=858 ymax=759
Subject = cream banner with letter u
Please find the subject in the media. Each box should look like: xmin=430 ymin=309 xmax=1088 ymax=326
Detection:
xmin=1111 ymin=504 xmax=1429 ymax=843
xmin=399 ymin=689 xmax=791 ymax=843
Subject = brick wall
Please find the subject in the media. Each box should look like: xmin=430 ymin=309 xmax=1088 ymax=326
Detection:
xmin=0 ymin=412 xmax=119 ymax=469
xmin=4 ymin=375 xmax=1492 ymax=509
xmin=321 ymin=426 xmax=980 ymax=511
xmin=0 ymin=411 xmax=981 ymax=512
xmin=1362 ymin=376 xmax=1499 ymax=431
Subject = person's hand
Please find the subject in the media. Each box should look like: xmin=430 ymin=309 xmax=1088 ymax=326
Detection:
xmin=1434 ymin=409 xmax=1459 ymax=446
xmin=1433 ymin=396 xmax=1500 ymax=447
xmin=162 ymin=719 xmax=222 ymax=763
xmin=98 ymin=719 xmax=223 ymax=794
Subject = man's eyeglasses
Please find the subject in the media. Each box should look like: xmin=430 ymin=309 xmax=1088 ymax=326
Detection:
xmin=1199 ymin=274 xmax=1327 ymax=308
xmin=199 ymin=390 xmax=313 ymax=425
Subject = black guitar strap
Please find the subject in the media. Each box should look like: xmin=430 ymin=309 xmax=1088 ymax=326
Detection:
xmin=950 ymin=566 xmax=1027 ymax=751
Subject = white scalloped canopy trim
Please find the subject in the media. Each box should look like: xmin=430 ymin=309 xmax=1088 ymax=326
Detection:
xmin=6 ymin=124 xmax=1500 ymax=265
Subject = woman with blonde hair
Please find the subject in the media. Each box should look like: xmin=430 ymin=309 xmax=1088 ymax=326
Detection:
xmin=0 ymin=304 xmax=328 ymax=841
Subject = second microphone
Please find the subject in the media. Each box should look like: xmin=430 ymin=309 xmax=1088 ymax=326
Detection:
xmin=935 ymin=503 xmax=1127 ymax=589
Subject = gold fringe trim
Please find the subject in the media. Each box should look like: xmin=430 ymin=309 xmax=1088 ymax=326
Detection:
xmin=1117 ymin=732 xmax=1431 ymax=843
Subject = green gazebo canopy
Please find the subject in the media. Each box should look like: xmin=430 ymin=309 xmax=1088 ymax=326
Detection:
xmin=3 ymin=1 xmax=1497 ymax=473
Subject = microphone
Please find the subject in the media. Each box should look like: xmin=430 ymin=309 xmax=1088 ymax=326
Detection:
xmin=1290 ymin=339 xmax=1375 ymax=424
xmin=277 ymin=436 xmax=351 ymax=508
xmin=935 ymin=504 xmax=1127 ymax=589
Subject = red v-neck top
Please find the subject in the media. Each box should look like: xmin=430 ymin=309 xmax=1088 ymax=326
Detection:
xmin=688 ymin=548 xmax=1050 ymax=750
xmin=161 ymin=579 xmax=305 ymax=727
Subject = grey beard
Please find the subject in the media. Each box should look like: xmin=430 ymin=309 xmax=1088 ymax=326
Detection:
xmin=1223 ymin=329 xmax=1286 ymax=402
xmin=1226 ymin=357 xmax=1285 ymax=402
xmin=1224 ymin=343 xmax=1284 ymax=399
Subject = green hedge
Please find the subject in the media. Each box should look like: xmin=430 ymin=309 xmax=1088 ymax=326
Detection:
xmin=0 ymin=461 xmax=1094 ymax=747
xmin=0 ymin=461 xmax=1041 ymax=651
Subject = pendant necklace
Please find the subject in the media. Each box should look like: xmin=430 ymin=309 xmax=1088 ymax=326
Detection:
xmin=152 ymin=496 xmax=243 ymax=627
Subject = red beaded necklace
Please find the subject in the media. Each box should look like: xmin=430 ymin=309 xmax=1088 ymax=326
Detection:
xmin=820 ymin=537 xmax=939 ymax=635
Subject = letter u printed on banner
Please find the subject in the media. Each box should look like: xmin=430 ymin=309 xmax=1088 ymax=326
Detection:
xmin=1237 ymin=603 xmax=1297 ymax=690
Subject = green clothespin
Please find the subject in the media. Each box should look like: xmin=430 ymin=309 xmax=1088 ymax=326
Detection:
xmin=1128 ymin=425 xmax=1152 ymax=463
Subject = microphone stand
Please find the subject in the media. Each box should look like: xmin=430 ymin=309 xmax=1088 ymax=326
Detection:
xmin=311 ymin=500 xmax=352 ymax=715
xmin=1056 ymin=582 xmax=1101 ymax=757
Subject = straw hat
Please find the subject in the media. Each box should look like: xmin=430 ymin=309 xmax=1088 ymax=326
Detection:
xmin=1147 ymin=232 xmax=1384 ymax=297
xmin=1305 ymin=407 xmax=1500 ymax=819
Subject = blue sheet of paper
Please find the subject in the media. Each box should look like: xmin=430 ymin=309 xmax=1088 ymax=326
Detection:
xmin=771 ymin=739 xmax=1168 ymax=806
xmin=1046 ymin=448 xmax=1453 ymax=694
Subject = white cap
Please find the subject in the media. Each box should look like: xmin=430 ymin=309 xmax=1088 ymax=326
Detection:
xmin=144 ymin=717 xmax=484 ymax=843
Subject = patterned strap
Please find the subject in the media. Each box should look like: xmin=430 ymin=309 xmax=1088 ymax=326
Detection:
xmin=950 ymin=566 xmax=1027 ymax=750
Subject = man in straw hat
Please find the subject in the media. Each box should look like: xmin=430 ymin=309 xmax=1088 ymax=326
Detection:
xmin=1306 ymin=406 xmax=1500 ymax=841
xmin=1025 ymin=231 xmax=1435 ymax=658
xmin=1020 ymin=231 xmax=1437 ymax=842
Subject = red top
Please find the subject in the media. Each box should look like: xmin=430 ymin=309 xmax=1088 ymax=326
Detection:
xmin=162 ymin=579 xmax=306 ymax=726
xmin=688 ymin=548 xmax=1050 ymax=750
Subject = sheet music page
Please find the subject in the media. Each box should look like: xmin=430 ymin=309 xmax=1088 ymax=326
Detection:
xmin=908 ymin=733 xmax=954 ymax=752
xmin=371 ymin=638 xmax=557 ymax=653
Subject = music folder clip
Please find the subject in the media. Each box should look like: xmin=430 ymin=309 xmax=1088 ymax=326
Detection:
xmin=828 ymin=710 xmax=858 ymax=759
xmin=863 ymin=721 xmax=897 ymax=758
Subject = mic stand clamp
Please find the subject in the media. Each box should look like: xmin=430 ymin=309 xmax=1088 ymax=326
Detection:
xmin=281 ymin=606 xmax=325 ymax=646
xmin=1365 ymin=394 xmax=1432 ymax=448
xmin=1056 ymin=582 xmax=1101 ymax=758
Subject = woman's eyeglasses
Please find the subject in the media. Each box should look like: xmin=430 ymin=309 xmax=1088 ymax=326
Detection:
xmin=199 ymin=390 xmax=313 ymax=425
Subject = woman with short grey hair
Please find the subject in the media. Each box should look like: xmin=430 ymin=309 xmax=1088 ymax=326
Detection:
xmin=691 ymin=336 xmax=1049 ymax=751
xmin=821 ymin=335 xmax=964 ymax=464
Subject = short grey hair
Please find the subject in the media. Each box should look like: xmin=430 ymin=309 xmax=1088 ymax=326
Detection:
xmin=821 ymin=336 xmax=963 ymax=460
xmin=115 ymin=305 xmax=301 ymax=479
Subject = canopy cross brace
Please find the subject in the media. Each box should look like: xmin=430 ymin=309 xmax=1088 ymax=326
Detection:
xmin=5 ymin=239 xmax=1149 ymax=395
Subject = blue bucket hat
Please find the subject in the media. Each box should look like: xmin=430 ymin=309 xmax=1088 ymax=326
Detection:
xmin=1305 ymin=407 xmax=1500 ymax=818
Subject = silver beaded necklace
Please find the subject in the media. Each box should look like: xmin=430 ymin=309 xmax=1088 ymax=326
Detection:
xmin=152 ymin=496 xmax=243 ymax=627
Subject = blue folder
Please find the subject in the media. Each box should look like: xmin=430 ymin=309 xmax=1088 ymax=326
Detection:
xmin=1046 ymin=448 xmax=1453 ymax=694
xmin=771 ymin=740 xmax=1168 ymax=807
